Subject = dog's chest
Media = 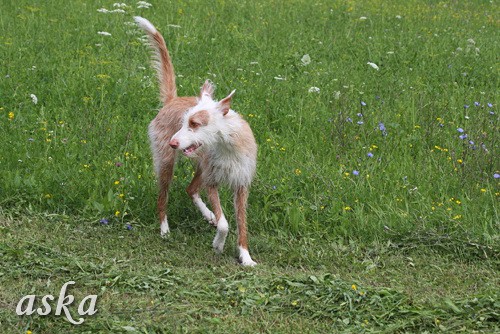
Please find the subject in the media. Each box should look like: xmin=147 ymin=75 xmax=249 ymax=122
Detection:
xmin=201 ymin=150 xmax=255 ymax=189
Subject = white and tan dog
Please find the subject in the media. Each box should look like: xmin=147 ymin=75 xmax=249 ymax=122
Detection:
xmin=135 ymin=17 xmax=257 ymax=266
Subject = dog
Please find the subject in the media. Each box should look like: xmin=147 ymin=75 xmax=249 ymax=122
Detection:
xmin=134 ymin=17 xmax=258 ymax=266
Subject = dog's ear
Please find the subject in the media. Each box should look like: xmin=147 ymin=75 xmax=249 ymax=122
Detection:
xmin=219 ymin=90 xmax=236 ymax=116
xmin=200 ymin=80 xmax=215 ymax=99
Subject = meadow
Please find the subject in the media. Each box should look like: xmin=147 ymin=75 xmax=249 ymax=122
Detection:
xmin=0 ymin=0 xmax=498 ymax=332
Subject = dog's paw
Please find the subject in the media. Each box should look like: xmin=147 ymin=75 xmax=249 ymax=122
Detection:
xmin=160 ymin=219 xmax=170 ymax=237
xmin=206 ymin=212 xmax=217 ymax=227
xmin=239 ymin=257 xmax=257 ymax=267
xmin=213 ymin=242 xmax=225 ymax=254
xmin=238 ymin=247 xmax=257 ymax=267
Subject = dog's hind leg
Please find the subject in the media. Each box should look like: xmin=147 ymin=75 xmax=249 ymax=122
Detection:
xmin=187 ymin=168 xmax=217 ymax=226
xmin=208 ymin=186 xmax=229 ymax=253
xmin=234 ymin=186 xmax=256 ymax=266
xmin=157 ymin=156 xmax=175 ymax=237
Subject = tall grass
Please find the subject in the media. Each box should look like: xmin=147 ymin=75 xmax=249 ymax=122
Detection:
xmin=1 ymin=0 xmax=498 ymax=242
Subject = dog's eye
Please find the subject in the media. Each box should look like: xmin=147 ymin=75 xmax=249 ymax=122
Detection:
xmin=189 ymin=120 xmax=201 ymax=129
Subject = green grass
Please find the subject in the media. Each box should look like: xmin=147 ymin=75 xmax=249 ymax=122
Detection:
xmin=0 ymin=0 xmax=498 ymax=332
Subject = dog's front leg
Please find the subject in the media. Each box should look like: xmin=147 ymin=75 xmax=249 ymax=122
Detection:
xmin=187 ymin=168 xmax=217 ymax=225
xmin=208 ymin=186 xmax=229 ymax=253
xmin=234 ymin=186 xmax=257 ymax=266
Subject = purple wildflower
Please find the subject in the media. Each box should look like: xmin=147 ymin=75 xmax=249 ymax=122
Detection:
xmin=361 ymin=101 xmax=367 ymax=106
xmin=126 ymin=224 xmax=133 ymax=230
xmin=367 ymin=152 xmax=374 ymax=158
xmin=464 ymin=105 xmax=469 ymax=109
xmin=357 ymin=121 xmax=364 ymax=125
xmin=352 ymin=170 xmax=360 ymax=176
xmin=489 ymin=111 xmax=495 ymax=115
xmin=346 ymin=117 xmax=353 ymax=123
xmin=459 ymin=134 xmax=468 ymax=140
xmin=494 ymin=173 xmax=500 ymax=179
xmin=357 ymin=113 xmax=363 ymax=117
xmin=457 ymin=128 xmax=464 ymax=133
xmin=487 ymin=103 xmax=493 ymax=108
xmin=474 ymin=101 xmax=480 ymax=107
xmin=378 ymin=122 xmax=387 ymax=136
xmin=100 ymin=218 xmax=109 ymax=225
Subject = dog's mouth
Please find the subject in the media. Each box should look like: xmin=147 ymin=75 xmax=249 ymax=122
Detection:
xmin=182 ymin=143 xmax=202 ymax=156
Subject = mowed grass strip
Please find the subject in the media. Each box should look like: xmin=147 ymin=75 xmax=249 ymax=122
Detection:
xmin=1 ymin=216 xmax=498 ymax=333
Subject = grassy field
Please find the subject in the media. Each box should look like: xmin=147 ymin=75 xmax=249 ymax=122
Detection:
xmin=0 ymin=0 xmax=498 ymax=333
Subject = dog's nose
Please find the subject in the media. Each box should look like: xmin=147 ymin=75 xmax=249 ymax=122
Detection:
xmin=169 ymin=139 xmax=179 ymax=149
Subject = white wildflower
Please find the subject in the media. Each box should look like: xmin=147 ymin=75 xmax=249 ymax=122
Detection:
xmin=274 ymin=76 xmax=285 ymax=81
xmin=359 ymin=16 xmax=367 ymax=20
xmin=30 ymin=94 xmax=38 ymax=105
xmin=367 ymin=62 xmax=379 ymax=70
xmin=98 ymin=6 xmax=126 ymax=14
xmin=137 ymin=1 xmax=152 ymax=9
xmin=395 ymin=15 xmax=402 ymax=19
xmin=301 ymin=54 xmax=311 ymax=66
xmin=167 ymin=24 xmax=181 ymax=28
xmin=334 ymin=91 xmax=341 ymax=99
xmin=308 ymin=87 xmax=320 ymax=93
xmin=249 ymin=61 xmax=259 ymax=65
xmin=113 ymin=3 xmax=128 ymax=8
xmin=98 ymin=31 xmax=112 ymax=36
xmin=137 ymin=36 xmax=149 ymax=44
xmin=467 ymin=38 xmax=475 ymax=45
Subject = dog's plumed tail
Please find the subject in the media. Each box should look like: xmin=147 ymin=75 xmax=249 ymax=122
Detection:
xmin=134 ymin=16 xmax=177 ymax=104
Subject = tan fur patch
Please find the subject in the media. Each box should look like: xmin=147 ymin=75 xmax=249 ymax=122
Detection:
xmin=188 ymin=110 xmax=210 ymax=129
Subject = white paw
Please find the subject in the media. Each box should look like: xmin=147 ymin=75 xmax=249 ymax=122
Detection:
xmin=240 ymin=258 xmax=257 ymax=267
xmin=213 ymin=239 xmax=225 ymax=253
xmin=238 ymin=247 xmax=257 ymax=267
xmin=212 ymin=217 xmax=228 ymax=253
xmin=160 ymin=219 xmax=170 ymax=237
xmin=206 ymin=211 xmax=217 ymax=227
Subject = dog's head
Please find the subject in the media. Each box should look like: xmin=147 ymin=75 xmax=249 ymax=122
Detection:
xmin=169 ymin=80 xmax=236 ymax=157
